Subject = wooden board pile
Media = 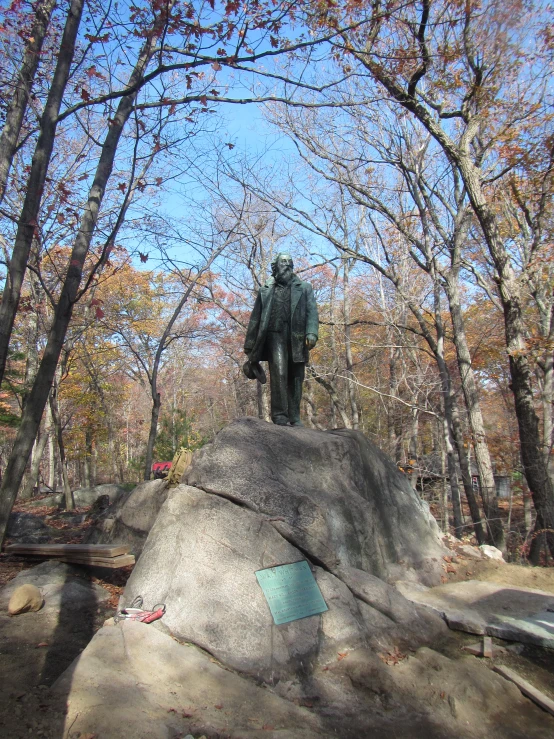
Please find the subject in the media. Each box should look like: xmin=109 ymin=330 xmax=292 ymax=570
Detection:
xmin=4 ymin=543 xmax=135 ymax=569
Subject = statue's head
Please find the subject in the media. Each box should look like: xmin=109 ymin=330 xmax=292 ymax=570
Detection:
xmin=271 ymin=253 xmax=294 ymax=281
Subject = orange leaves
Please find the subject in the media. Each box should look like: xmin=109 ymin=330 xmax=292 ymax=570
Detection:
xmin=379 ymin=647 xmax=407 ymax=666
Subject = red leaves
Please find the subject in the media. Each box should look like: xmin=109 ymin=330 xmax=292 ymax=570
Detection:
xmin=85 ymin=65 xmax=105 ymax=80
xmin=84 ymin=32 xmax=110 ymax=43
xmin=56 ymin=213 xmax=65 ymax=224
xmin=138 ymin=252 xmax=149 ymax=263
xmin=91 ymin=298 xmax=104 ymax=320
xmin=117 ymin=182 xmax=127 ymax=192
xmin=200 ymin=95 xmax=208 ymax=107
xmin=226 ymin=143 xmax=235 ymax=150
xmin=81 ymin=87 xmax=91 ymax=102
xmin=57 ymin=182 xmax=71 ymax=202
xmin=212 ymin=61 xmax=222 ymax=71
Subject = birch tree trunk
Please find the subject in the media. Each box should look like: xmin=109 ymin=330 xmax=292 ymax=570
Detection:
xmin=444 ymin=275 xmax=504 ymax=548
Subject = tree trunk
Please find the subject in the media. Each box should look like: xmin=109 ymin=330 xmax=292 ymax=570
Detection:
xmin=49 ymin=388 xmax=73 ymax=510
xmin=0 ymin=19 xmax=158 ymax=545
xmin=431 ymin=283 xmax=464 ymax=537
xmin=0 ymin=0 xmax=57 ymax=204
xmin=20 ymin=429 xmax=49 ymax=500
xmin=358 ymin=47 xmax=552 ymax=554
xmin=541 ymin=352 xmax=554 ymax=476
xmin=47 ymin=401 xmax=56 ymax=490
xmin=408 ymin=408 xmax=419 ymax=490
xmin=84 ymin=429 xmax=93 ymax=487
xmin=144 ymin=392 xmax=161 ymax=481
xmin=308 ymin=366 xmax=352 ymax=428
xmin=343 ymin=257 xmax=359 ymax=429
xmin=0 ymin=0 xmax=84 ymax=387
xmin=450 ymin=396 xmax=486 ymax=545
xmin=444 ymin=275 xmax=504 ymax=548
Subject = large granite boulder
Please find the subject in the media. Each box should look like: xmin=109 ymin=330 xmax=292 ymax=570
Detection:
xmin=184 ymin=417 xmax=445 ymax=585
xmin=72 ymin=483 xmax=127 ymax=507
xmin=54 ymin=609 xmax=554 ymax=738
xmin=6 ymin=511 xmax=53 ymax=543
xmin=122 ymin=419 xmax=448 ymax=682
xmin=122 ymin=485 xmax=378 ymax=681
xmin=84 ymin=479 xmax=168 ymax=556
xmin=47 ymin=419 xmax=554 ymax=737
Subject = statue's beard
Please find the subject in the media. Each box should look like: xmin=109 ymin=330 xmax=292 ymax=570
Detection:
xmin=275 ymin=266 xmax=293 ymax=285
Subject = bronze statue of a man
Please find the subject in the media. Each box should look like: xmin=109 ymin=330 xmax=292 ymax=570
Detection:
xmin=243 ymin=253 xmax=319 ymax=426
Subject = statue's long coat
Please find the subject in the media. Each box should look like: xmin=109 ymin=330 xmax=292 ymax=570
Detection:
xmin=244 ymin=275 xmax=319 ymax=364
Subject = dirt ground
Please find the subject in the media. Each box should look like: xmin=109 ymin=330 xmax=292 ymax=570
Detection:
xmin=1 ymin=498 xmax=554 ymax=738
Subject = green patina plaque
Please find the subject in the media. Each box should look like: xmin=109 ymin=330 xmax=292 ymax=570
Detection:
xmin=255 ymin=560 xmax=328 ymax=625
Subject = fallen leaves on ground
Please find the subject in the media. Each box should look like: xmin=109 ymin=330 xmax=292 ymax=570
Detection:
xmin=379 ymin=646 xmax=407 ymax=666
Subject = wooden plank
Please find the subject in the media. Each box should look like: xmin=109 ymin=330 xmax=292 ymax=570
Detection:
xmin=55 ymin=554 xmax=135 ymax=569
xmin=461 ymin=643 xmax=483 ymax=656
xmin=5 ymin=543 xmax=130 ymax=557
xmin=482 ymin=636 xmax=493 ymax=658
xmin=493 ymin=665 xmax=554 ymax=717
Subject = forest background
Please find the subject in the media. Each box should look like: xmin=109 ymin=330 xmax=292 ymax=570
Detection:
xmin=0 ymin=0 xmax=552 ymax=562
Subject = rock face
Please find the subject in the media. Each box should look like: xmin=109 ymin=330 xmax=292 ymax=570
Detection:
xmin=53 ymin=620 xmax=325 ymax=739
xmin=399 ymin=579 xmax=554 ymax=649
xmin=46 ymin=418 xmax=554 ymax=738
xmin=122 ymin=419 xmax=448 ymax=682
xmin=84 ymin=479 xmax=168 ymax=555
xmin=122 ymin=485 xmax=380 ymax=681
xmin=72 ymin=483 xmax=127 ymax=507
xmin=6 ymin=511 xmax=52 ymax=543
xmin=184 ymin=418 xmax=445 ymax=585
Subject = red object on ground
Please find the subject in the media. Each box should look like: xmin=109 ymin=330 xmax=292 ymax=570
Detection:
xmin=152 ymin=462 xmax=172 ymax=478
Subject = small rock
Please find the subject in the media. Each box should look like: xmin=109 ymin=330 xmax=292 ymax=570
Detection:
xmin=479 ymin=545 xmax=505 ymax=561
xmin=8 ymin=584 xmax=43 ymax=615
xmin=6 ymin=511 xmax=51 ymax=543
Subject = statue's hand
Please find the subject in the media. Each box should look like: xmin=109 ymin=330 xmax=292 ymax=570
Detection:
xmin=306 ymin=334 xmax=317 ymax=350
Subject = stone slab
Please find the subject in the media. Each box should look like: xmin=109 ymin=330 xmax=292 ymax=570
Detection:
xmin=398 ymin=579 xmax=554 ymax=648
